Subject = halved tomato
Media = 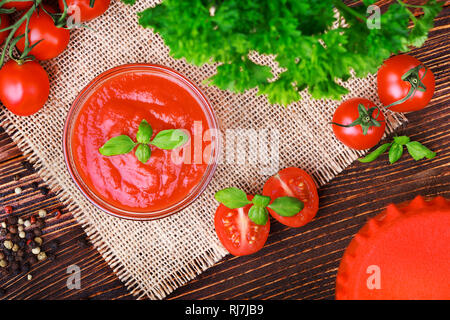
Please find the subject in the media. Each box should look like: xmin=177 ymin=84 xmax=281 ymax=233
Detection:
xmin=214 ymin=195 xmax=270 ymax=256
xmin=263 ymin=167 xmax=319 ymax=228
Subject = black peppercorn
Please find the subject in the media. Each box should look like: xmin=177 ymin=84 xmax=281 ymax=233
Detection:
xmin=20 ymin=262 xmax=30 ymax=273
xmin=10 ymin=261 xmax=18 ymax=271
xmin=7 ymin=216 xmax=17 ymax=225
xmin=39 ymin=187 xmax=49 ymax=195
xmin=27 ymin=255 xmax=37 ymax=265
xmin=30 ymin=182 xmax=39 ymax=190
xmin=0 ymin=229 xmax=7 ymax=237
xmin=18 ymin=239 xmax=26 ymax=248
xmin=25 ymin=232 xmax=33 ymax=240
xmin=7 ymin=225 xmax=18 ymax=234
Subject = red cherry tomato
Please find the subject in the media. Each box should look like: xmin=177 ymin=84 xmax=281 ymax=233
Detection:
xmin=2 ymin=1 xmax=34 ymax=10
xmin=263 ymin=167 xmax=319 ymax=228
xmin=377 ymin=55 xmax=435 ymax=113
xmin=58 ymin=0 xmax=110 ymax=22
xmin=0 ymin=14 xmax=10 ymax=45
xmin=15 ymin=6 xmax=70 ymax=61
xmin=215 ymin=195 xmax=270 ymax=256
xmin=0 ymin=60 xmax=50 ymax=116
xmin=332 ymin=98 xmax=386 ymax=150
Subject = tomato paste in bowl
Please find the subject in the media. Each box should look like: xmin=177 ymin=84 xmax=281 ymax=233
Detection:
xmin=63 ymin=64 xmax=219 ymax=220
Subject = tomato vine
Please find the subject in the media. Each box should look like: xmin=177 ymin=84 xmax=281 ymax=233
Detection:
xmin=0 ymin=0 xmax=84 ymax=67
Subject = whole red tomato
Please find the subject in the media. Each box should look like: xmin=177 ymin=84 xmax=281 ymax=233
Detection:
xmin=263 ymin=167 xmax=319 ymax=228
xmin=15 ymin=6 xmax=70 ymax=61
xmin=332 ymin=98 xmax=386 ymax=150
xmin=377 ymin=55 xmax=435 ymax=112
xmin=215 ymin=195 xmax=270 ymax=256
xmin=0 ymin=14 xmax=10 ymax=45
xmin=58 ymin=0 xmax=110 ymax=22
xmin=2 ymin=1 xmax=34 ymax=10
xmin=0 ymin=60 xmax=50 ymax=116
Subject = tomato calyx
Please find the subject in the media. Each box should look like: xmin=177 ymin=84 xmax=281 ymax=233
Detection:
xmin=330 ymin=103 xmax=383 ymax=135
xmin=215 ymin=187 xmax=304 ymax=226
xmin=384 ymin=64 xmax=428 ymax=110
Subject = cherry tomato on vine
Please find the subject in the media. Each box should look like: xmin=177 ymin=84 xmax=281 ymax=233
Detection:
xmin=215 ymin=195 xmax=270 ymax=256
xmin=58 ymin=0 xmax=111 ymax=22
xmin=331 ymin=98 xmax=386 ymax=150
xmin=15 ymin=6 xmax=70 ymax=61
xmin=263 ymin=167 xmax=319 ymax=228
xmin=0 ymin=14 xmax=10 ymax=45
xmin=2 ymin=1 xmax=34 ymax=10
xmin=0 ymin=60 xmax=50 ymax=116
xmin=377 ymin=55 xmax=435 ymax=113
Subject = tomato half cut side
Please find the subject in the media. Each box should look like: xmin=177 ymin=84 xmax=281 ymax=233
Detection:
xmin=263 ymin=167 xmax=319 ymax=228
xmin=214 ymin=196 xmax=270 ymax=256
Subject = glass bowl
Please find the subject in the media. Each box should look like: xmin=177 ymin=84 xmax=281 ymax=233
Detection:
xmin=63 ymin=64 xmax=220 ymax=221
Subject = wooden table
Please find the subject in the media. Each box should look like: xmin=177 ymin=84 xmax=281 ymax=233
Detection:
xmin=0 ymin=3 xmax=448 ymax=300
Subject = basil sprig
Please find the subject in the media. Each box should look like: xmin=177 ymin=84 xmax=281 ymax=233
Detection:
xmin=359 ymin=135 xmax=436 ymax=164
xmin=214 ymin=187 xmax=304 ymax=226
xmin=99 ymin=119 xmax=189 ymax=164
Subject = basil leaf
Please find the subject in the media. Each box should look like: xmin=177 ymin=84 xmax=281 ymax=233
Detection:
xmin=215 ymin=188 xmax=251 ymax=209
xmin=252 ymin=194 xmax=271 ymax=208
xmin=248 ymin=206 xmax=269 ymax=226
xmin=135 ymin=143 xmax=152 ymax=164
xmin=150 ymin=129 xmax=189 ymax=150
xmin=358 ymin=143 xmax=392 ymax=163
xmin=99 ymin=135 xmax=136 ymax=156
xmin=268 ymin=196 xmax=304 ymax=217
xmin=393 ymin=136 xmax=410 ymax=146
xmin=136 ymin=119 xmax=153 ymax=144
xmin=406 ymin=141 xmax=436 ymax=161
xmin=389 ymin=143 xmax=403 ymax=164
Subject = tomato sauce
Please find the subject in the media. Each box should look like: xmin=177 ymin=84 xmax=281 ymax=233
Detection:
xmin=71 ymin=70 xmax=211 ymax=212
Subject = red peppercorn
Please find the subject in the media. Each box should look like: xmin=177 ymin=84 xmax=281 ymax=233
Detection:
xmin=4 ymin=206 xmax=13 ymax=214
xmin=30 ymin=215 xmax=36 ymax=224
xmin=53 ymin=210 xmax=62 ymax=219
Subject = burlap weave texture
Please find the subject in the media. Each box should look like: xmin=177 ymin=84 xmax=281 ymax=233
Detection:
xmin=0 ymin=1 xmax=406 ymax=299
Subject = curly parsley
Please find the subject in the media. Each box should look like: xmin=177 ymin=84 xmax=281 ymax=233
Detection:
xmin=137 ymin=0 xmax=442 ymax=106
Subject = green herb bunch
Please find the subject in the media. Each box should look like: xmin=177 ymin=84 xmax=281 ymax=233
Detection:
xmin=99 ymin=119 xmax=189 ymax=164
xmin=359 ymin=135 xmax=436 ymax=164
xmin=215 ymin=187 xmax=304 ymax=225
xmin=137 ymin=0 xmax=442 ymax=106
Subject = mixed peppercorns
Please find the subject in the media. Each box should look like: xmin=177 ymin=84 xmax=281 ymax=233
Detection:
xmin=0 ymin=206 xmax=57 ymax=279
xmin=0 ymin=160 xmax=92 ymax=297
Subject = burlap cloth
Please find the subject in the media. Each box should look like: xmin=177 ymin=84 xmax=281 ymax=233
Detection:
xmin=0 ymin=1 xmax=407 ymax=299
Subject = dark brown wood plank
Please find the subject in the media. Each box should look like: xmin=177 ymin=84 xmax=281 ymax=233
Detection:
xmin=0 ymin=1 xmax=448 ymax=300
xmin=0 ymin=129 xmax=132 ymax=300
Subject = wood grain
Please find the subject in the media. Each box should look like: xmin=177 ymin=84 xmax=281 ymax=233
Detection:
xmin=0 ymin=2 xmax=448 ymax=300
